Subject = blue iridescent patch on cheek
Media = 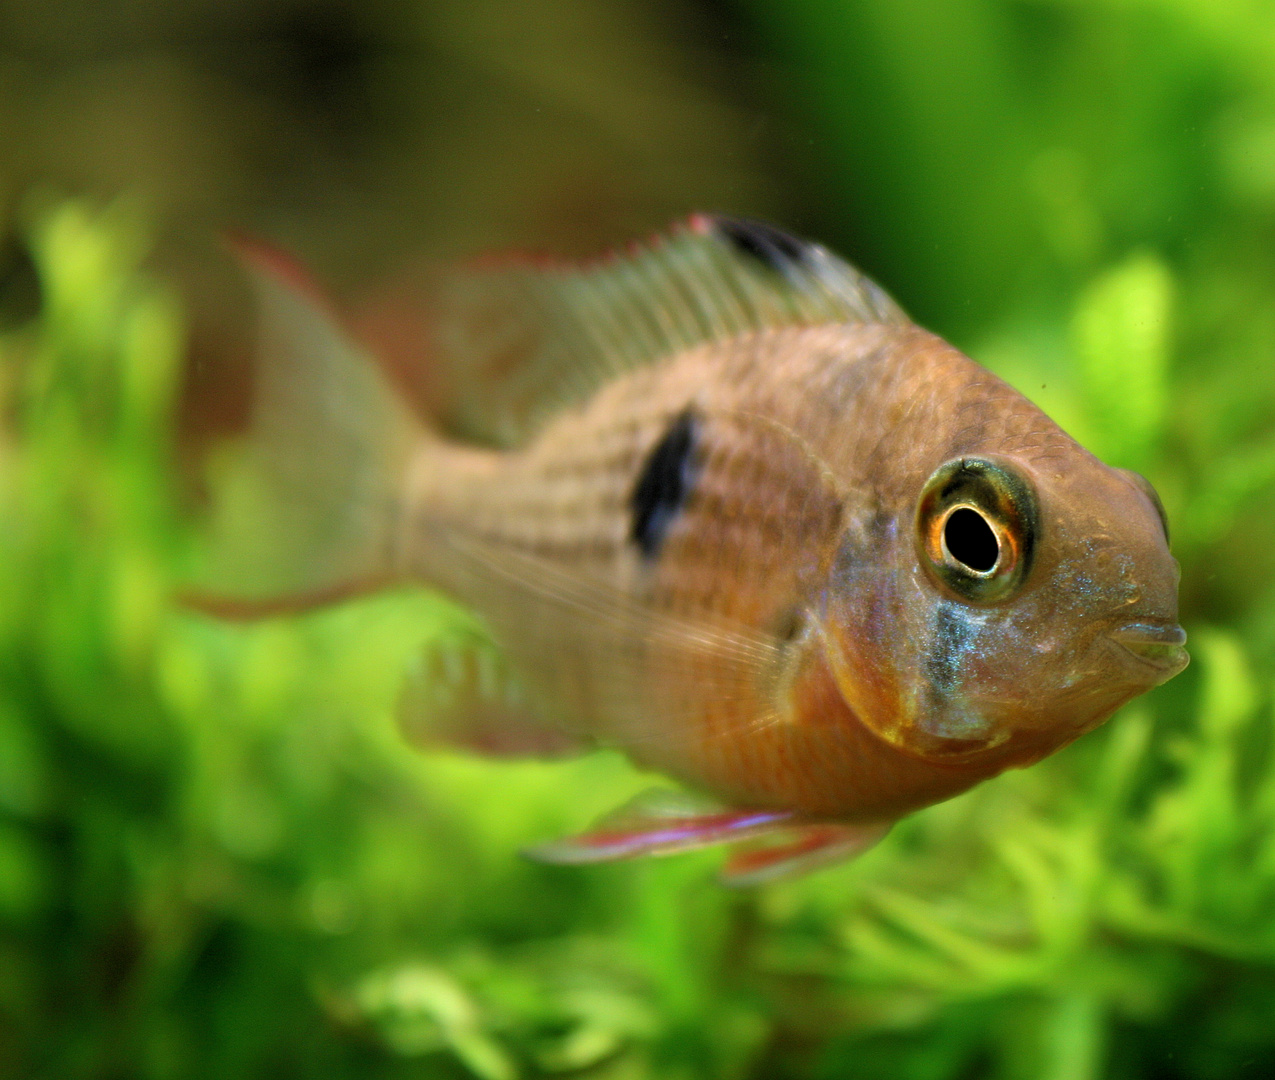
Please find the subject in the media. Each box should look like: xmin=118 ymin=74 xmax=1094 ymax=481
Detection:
xmin=924 ymin=602 xmax=975 ymax=695
xmin=913 ymin=599 xmax=1000 ymax=742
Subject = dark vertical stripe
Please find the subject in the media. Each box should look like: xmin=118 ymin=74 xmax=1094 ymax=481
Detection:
xmin=630 ymin=409 xmax=699 ymax=559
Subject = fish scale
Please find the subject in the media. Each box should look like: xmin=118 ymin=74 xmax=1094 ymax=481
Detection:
xmin=198 ymin=217 xmax=1187 ymax=881
xmin=399 ymin=328 xmax=998 ymax=805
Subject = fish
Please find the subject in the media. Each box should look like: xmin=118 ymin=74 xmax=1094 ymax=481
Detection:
xmin=195 ymin=215 xmax=1188 ymax=885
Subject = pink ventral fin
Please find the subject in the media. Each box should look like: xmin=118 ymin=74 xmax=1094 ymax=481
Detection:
xmin=524 ymin=788 xmax=795 ymax=864
xmin=719 ymin=821 xmax=891 ymax=888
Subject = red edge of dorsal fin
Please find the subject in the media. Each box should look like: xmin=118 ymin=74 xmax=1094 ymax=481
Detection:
xmin=456 ymin=214 xmax=710 ymax=278
xmin=686 ymin=211 xmax=715 ymax=236
xmin=226 ymin=215 xmax=710 ymax=326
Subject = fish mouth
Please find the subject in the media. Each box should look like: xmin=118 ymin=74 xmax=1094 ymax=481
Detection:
xmin=1108 ymin=621 xmax=1189 ymax=682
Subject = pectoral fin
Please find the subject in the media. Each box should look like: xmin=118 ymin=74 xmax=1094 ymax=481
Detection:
xmin=397 ymin=634 xmax=581 ymax=758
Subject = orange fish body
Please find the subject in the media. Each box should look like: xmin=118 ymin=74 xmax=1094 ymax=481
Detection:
xmin=202 ymin=217 xmax=1186 ymax=883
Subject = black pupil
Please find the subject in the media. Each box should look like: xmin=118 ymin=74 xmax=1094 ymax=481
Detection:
xmin=945 ymin=507 xmax=999 ymax=573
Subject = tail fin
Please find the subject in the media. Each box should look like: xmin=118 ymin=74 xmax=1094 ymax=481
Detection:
xmin=190 ymin=241 xmax=420 ymax=615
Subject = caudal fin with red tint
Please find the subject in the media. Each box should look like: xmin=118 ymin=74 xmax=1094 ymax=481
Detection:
xmin=187 ymin=239 xmax=420 ymax=613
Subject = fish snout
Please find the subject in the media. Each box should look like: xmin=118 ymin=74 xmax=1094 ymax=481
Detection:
xmin=1108 ymin=621 xmax=1189 ymax=684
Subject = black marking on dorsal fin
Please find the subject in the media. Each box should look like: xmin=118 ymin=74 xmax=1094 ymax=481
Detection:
xmin=631 ymin=409 xmax=699 ymax=559
xmin=421 ymin=216 xmax=909 ymax=448
xmin=710 ymin=216 xmax=813 ymax=278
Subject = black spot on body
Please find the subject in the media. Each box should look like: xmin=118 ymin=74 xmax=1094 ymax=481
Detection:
xmin=631 ymin=409 xmax=699 ymax=559
xmin=712 ymin=216 xmax=812 ymax=275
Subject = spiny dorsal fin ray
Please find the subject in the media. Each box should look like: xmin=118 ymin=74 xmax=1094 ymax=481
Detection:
xmin=427 ymin=215 xmax=908 ymax=447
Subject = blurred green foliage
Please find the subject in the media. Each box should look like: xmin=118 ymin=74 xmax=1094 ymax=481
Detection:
xmin=3 ymin=1 xmax=1275 ymax=1078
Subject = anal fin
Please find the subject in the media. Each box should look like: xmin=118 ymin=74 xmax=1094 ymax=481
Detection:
xmin=397 ymin=634 xmax=581 ymax=758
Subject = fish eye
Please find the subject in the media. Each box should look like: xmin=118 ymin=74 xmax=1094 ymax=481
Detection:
xmin=917 ymin=457 xmax=1038 ymax=604
xmin=943 ymin=506 xmax=999 ymax=573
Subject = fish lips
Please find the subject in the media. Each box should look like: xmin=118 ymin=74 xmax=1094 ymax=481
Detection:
xmin=1107 ymin=620 xmax=1189 ymax=684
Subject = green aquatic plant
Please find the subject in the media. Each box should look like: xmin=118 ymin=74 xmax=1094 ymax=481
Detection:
xmin=8 ymin=0 xmax=1275 ymax=1062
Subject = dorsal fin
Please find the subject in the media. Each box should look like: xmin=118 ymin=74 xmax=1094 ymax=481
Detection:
xmin=416 ymin=215 xmax=908 ymax=447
